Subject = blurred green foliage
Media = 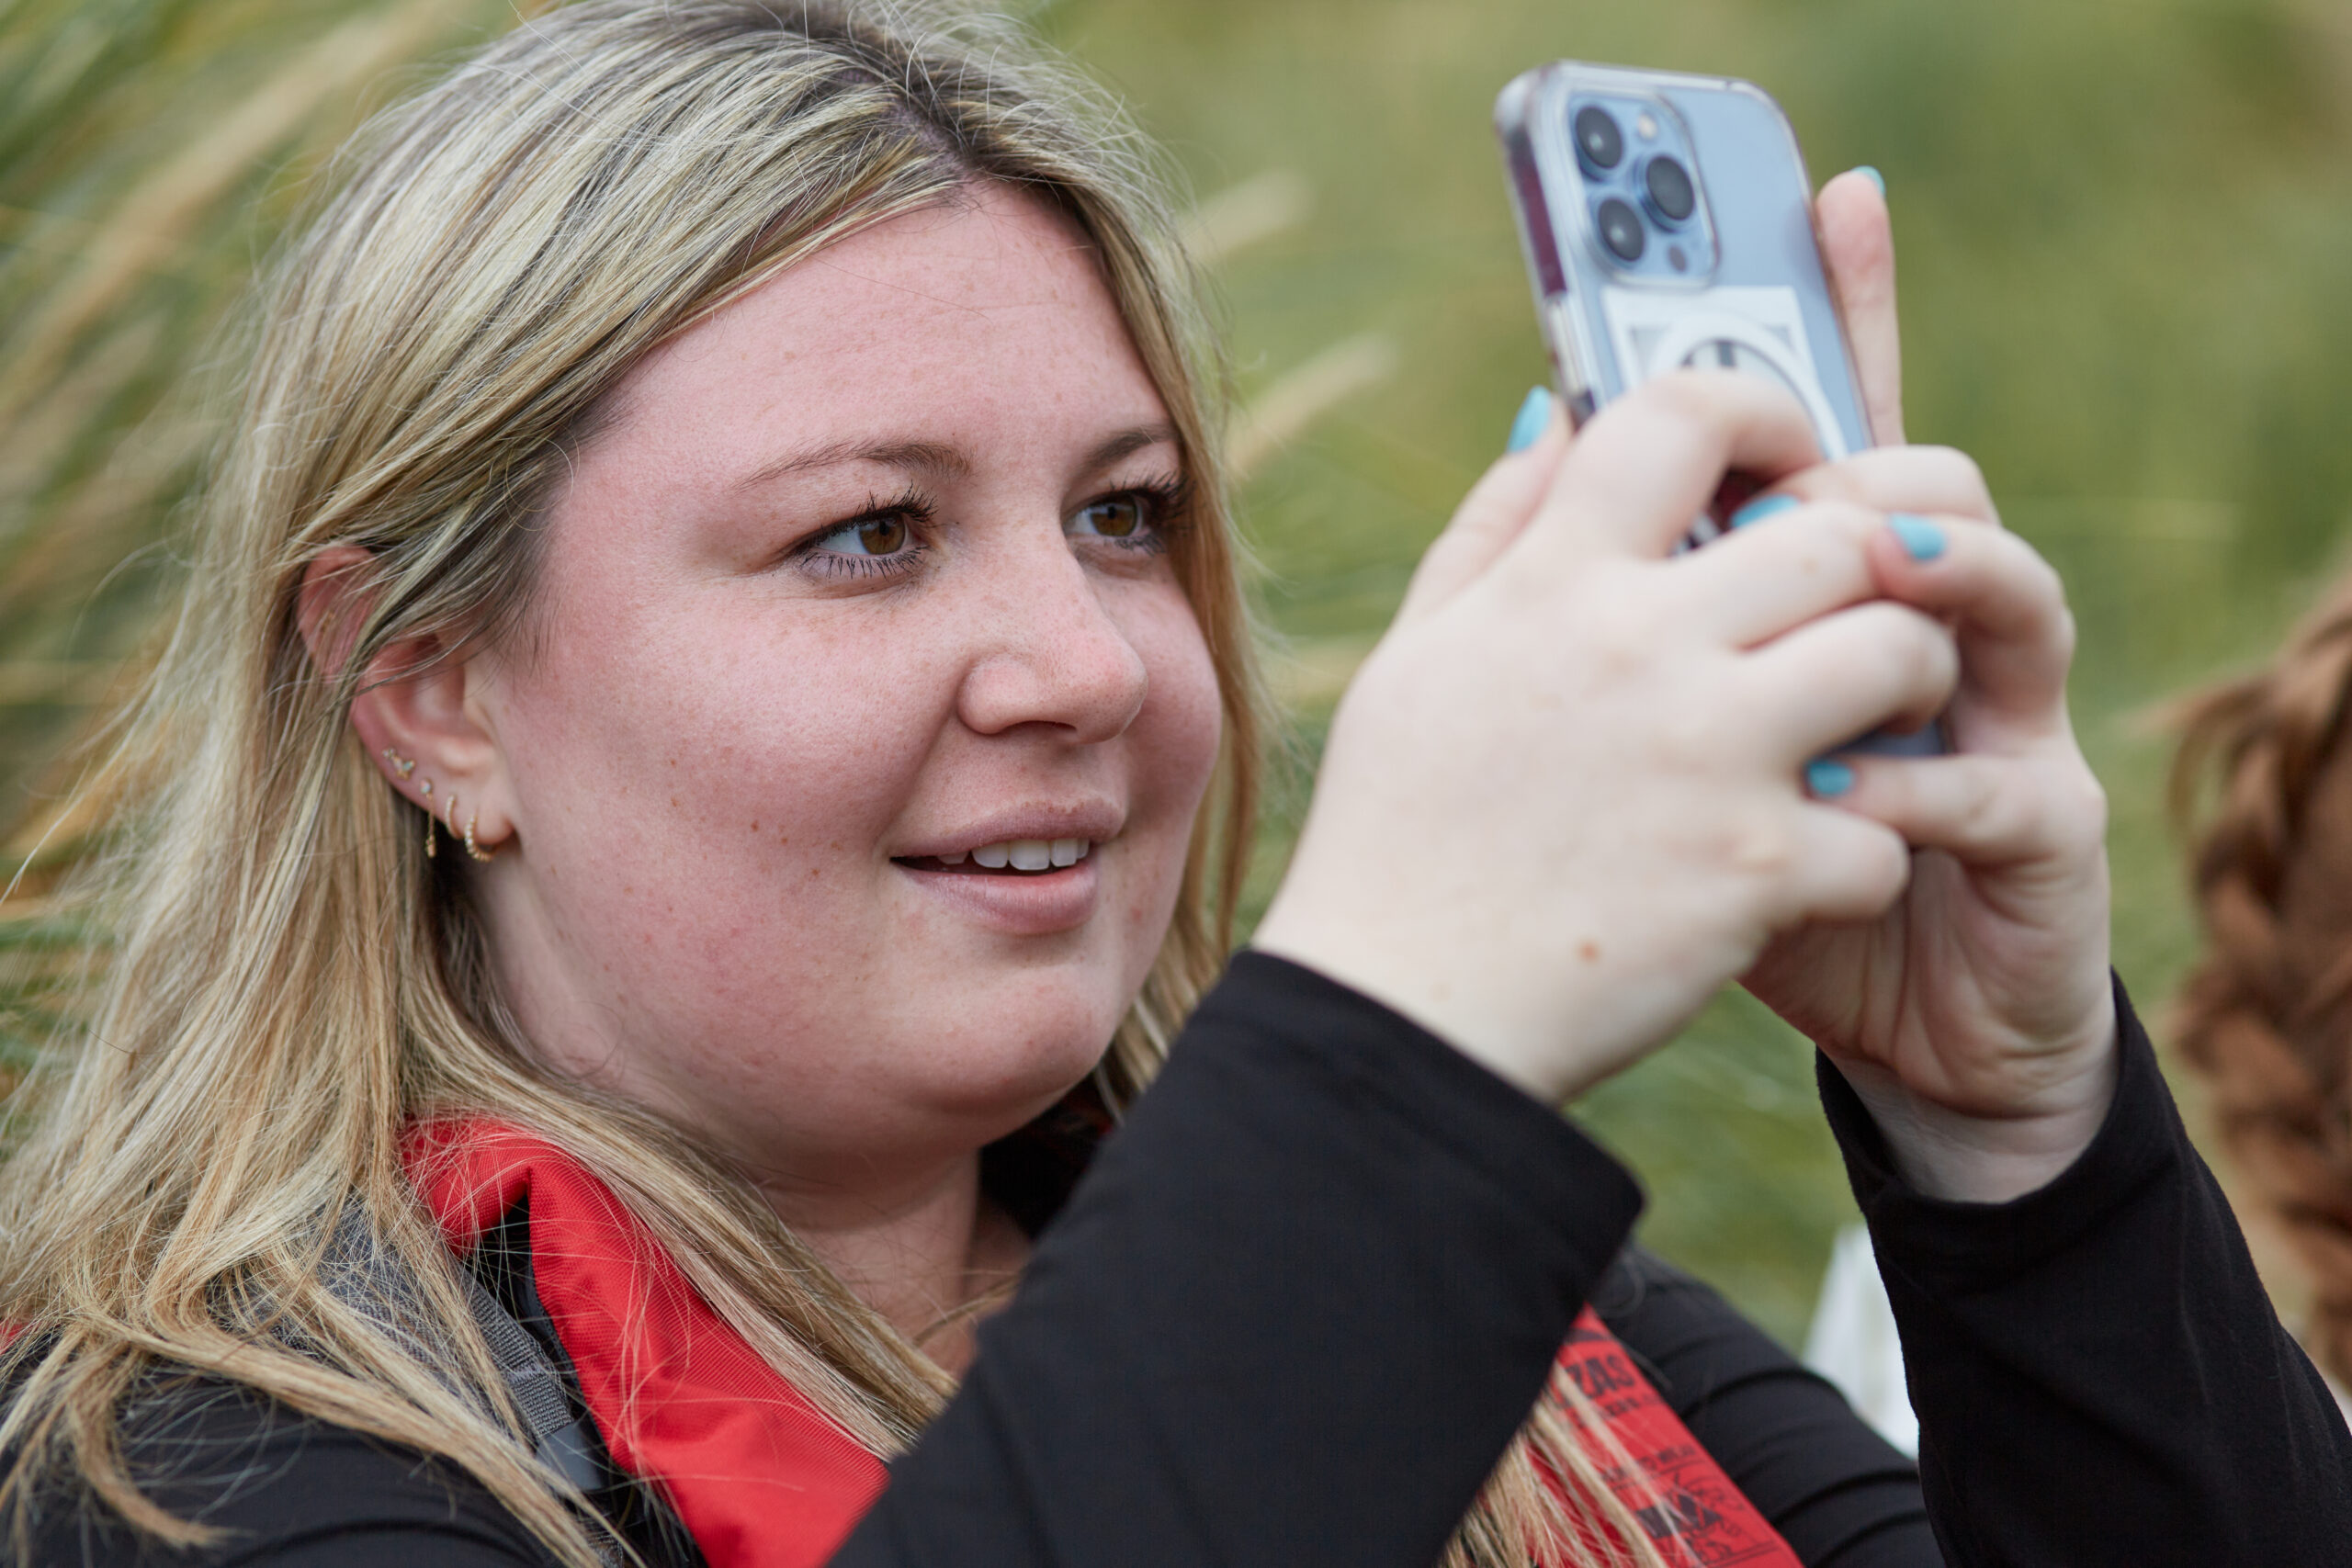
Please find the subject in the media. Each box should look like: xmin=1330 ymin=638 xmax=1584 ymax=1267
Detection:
xmin=6 ymin=0 xmax=2351 ymax=1348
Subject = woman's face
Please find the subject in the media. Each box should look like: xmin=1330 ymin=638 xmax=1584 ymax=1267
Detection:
xmin=467 ymin=186 xmax=1222 ymax=1195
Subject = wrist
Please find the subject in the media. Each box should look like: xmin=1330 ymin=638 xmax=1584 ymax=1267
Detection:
xmin=1831 ymin=1034 xmax=2120 ymax=1203
xmin=1248 ymin=921 xmax=1553 ymax=1107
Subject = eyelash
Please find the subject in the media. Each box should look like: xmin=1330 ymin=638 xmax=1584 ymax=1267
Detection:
xmin=791 ymin=486 xmax=936 ymax=582
xmin=1084 ymin=478 xmax=1189 ymax=557
xmin=788 ymin=478 xmax=1189 ymax=583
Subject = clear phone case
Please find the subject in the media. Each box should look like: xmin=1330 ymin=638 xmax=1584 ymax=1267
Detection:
xmin=1498 ymin=62 xmax=1941 ymax=754
xmin=1496 ymin=62 xmax=1870 ymax=471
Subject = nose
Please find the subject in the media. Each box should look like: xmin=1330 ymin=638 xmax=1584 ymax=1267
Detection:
xmin=954 ymin=534 xmax=1151 ymax=745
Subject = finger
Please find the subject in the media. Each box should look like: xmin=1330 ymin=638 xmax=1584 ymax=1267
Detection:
xmin=1668 ymin=499 xmax=1883 ymax=648
xmin=1809 ymin=750 xmax=2107 ymax=866
xmin=1521 ymin=369 xmax=1822 ymax=568
xmin=1396 ymin=390 xmax=1570 ymax=625
xmin=1863 ymin=513 xmax=2075 ymax=729
xmin=1776 ymin=805 xmax=1911 ymax=926
xmin=1736 ymin=444 xmax=1998 ymax=529
xmin=1816 ymin=168 xmax=1904 ymax=446
xmin=1739 ymin=600 xmax=1959 ymax=761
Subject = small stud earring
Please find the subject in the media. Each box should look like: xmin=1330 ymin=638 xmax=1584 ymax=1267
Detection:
xmin=464 ymin=807 xmax=496 ymax=863
xmin=420 ymin=777 xmax=433 ymax=796
xmin=380 ymin=748 xmax=416 ymax=780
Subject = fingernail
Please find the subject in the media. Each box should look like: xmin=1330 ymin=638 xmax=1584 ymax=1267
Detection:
xmin=1731 ymin=493 xmax=1800 ymax=529
xmin=1853 ymin=165 xmax=1885 ymax=197
xmin=1806 ymin=759 xmax=1856 ymax=798
xmin=1889 ymin=513 xmax=1946 ymax=561
xmin=1506 ymin=386 xmax=1553 ymax=454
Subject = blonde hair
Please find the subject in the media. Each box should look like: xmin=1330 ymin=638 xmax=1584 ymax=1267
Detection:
xmin=0 ymin=6 xmax=1667 ymax=1565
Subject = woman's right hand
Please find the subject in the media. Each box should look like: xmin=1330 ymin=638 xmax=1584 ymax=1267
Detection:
xmin=1251 ymin=370 xmax=1962 ymax=1103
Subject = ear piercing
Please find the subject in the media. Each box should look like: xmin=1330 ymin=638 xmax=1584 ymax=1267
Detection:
xmin=441 ymin=795 xmax=499 ymax=863
xmin=463 ymin=807 xmax=495 ymax=863
xmin=387 ymin=749 xmax=438 ymax=856
xmin=384 ymin=750 xmax=498 ymax=863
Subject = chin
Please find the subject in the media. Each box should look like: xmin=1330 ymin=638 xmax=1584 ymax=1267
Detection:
xmin=909 ymin=971 xmax=1134 ymax=1125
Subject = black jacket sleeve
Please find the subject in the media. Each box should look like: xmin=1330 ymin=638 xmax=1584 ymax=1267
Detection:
xmin=833 ymin=950 xmax=1645 ymax=1568
xmin=1818 ymin=974 xmax=2352 ymax=1566
xmin=24 ymin=953 xmax=1640 ymax=1568
xmin=1596 ymin=1250 xmax=1941 ymax=1568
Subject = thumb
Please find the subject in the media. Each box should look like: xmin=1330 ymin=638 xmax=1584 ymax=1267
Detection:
xmin=1396 ymin=387 xmax=1568 ymax=626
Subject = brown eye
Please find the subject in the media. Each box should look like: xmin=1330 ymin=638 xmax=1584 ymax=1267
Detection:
xmin=811 ymin=513 xmax=912 ymax=558
xmin=854 ymin=514 xmax=907 ymax=554
xmin=1071 ymin=497 xmax=1144 ymax=539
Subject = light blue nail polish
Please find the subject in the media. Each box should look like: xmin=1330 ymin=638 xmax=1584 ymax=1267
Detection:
xmin=1889 ymin=513 xmax=1946 ymax=561
xmin=1806 ymin=759 xmax=1856 ymax=797
xmin=1506 ymin=386 xmax=1552 ymax=454
xmin=1853 ymin=164 xmax=1885 ymax=197
xmin=1731 ymin=493 xmax=1800 ymax=529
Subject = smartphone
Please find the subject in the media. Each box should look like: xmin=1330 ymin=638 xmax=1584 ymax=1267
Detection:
xmin=1497 ymin=62 xmax=1940 ymax=754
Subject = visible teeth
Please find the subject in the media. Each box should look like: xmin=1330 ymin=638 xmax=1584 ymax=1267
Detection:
xmin=946 ymin=839 xmax=1094 ymax=871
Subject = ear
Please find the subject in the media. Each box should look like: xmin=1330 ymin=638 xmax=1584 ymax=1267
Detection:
xmin=298 ymin=546 xmax=516 ymax=855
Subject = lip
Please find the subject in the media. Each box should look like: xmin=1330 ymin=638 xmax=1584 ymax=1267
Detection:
xmin=896 ymin=853 xmax=1102 ymax=936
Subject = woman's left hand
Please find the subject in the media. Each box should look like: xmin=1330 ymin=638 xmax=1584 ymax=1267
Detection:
xmin=1738 ymin=172 xmax=2117 ymax=1202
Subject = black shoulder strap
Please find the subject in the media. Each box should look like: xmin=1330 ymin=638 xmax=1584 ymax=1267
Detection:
xmin=321 ymin=1204 xmax=626 ymax=1567
xmin=452 ymin=1252 xmax=614 ymax=1498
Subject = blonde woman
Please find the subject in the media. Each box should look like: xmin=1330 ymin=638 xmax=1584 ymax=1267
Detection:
xmin=1 ymin=5 xmax=2342 ymax=1567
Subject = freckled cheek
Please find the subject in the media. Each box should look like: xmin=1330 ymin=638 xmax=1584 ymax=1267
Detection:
xmin=502 ymin=609 xmax=949 ymax=940
xmin=1134 ymin=607 xmax=1224 ymax=811
xmin=1119 ymin=606 xmax=1224 ymax=930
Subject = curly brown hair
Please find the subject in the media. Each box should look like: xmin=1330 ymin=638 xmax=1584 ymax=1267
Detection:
xmin=2174 ymin=574 xmax=2352 ymax=1389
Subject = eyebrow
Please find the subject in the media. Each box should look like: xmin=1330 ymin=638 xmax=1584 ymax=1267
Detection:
xmin=730 ymin=423 xmax=1182 ymax=493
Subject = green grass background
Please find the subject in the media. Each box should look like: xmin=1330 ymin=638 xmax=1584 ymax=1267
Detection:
xmin=7 ymin=0 xmax=2352 ymax=1348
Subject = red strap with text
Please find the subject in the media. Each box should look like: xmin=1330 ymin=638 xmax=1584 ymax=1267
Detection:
xmin=1549 ymin=1308 xmax=1805 ymax=1566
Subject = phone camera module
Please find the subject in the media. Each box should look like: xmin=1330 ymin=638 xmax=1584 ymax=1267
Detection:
xmin=1595 ymin=197 xmax=1645 ymax=263
xmin=1573 ymin=106 xmax=1623 ymax=172
xmin=1643 ymin=156 xmax=1696 ymax=224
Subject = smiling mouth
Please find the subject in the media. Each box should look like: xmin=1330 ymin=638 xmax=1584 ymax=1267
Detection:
xmin=896 ymin=838 xmax=1095 ymax=875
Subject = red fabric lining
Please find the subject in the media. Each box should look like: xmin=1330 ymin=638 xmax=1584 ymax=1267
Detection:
xmin=405 ymin=1120 xmax=885 ymax=1568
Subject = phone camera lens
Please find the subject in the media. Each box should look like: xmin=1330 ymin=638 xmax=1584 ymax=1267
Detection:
xmin=1595 ymin=197 xmax=1645 ymax=263
xmin=1573 ymin=106 xmax=1623 ymax=171
xmin=1644 ymin=156 xmax=1696 ymax=223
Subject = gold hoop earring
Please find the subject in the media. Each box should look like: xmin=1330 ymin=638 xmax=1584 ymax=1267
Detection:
xmin=464 ymin=807 xmax=496 ymax=863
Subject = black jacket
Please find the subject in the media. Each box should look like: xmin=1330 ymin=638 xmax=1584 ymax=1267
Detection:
xmin=19 ymin=955 xmax=2348 ymax=1566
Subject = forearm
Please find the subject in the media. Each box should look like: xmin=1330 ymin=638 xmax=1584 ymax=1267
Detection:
xmin=1820 ymin=975 xmax=2352 ymax=1565
xmin=833 ymin=953 xmax=1644 ymax=1568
